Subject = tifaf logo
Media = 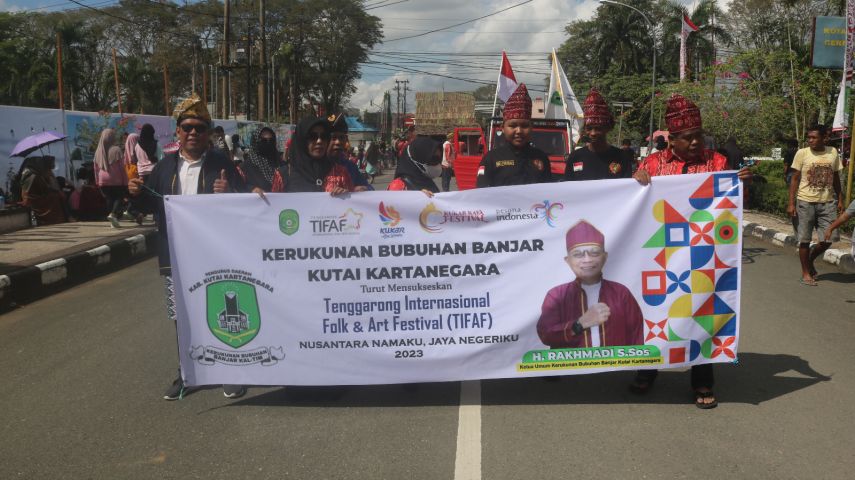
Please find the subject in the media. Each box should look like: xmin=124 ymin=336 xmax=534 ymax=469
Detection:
xmin=379 ymin=202 xmax=401 ymax=226
xmin=419 ymin=203 xmax=444 ymax=233
xmin=309 ymin=208 xmax=364 ymax=235
xmin=379 ymin=202 xmax=405 ymax=238
xmin=531 ymin=200 xmax=564 ymax=227
xmin=279 ymin=209 xmax=299 ymax=235
xmin=206 ymin=280 xmax=260 ymax=349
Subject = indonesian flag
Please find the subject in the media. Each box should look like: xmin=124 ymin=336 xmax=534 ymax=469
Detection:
xmin=497 ymin=51 xmax=518 ymax=102
xmin=680 ymin=13 xmax=699 ymax=82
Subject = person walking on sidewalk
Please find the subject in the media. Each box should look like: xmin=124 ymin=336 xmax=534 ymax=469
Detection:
xmin=633 ymin=93 xmax=753 ymax=409
xmin=93 ymin=128 xmax=128 ymax=228
xmin=128 ymin=93 xmax=248 ymax=401
xmin=787 ymin=124 xmax=844 ymax=286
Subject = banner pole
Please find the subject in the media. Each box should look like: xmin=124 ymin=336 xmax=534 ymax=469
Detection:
xmin=56 ymin=32 xmax=73 ymax=181
xmin=847 ymin=106 xmax=854 ymax=204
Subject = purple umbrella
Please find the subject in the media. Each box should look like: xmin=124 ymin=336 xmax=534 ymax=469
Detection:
xmin=9 ymin=130 xmax=67 ymax=158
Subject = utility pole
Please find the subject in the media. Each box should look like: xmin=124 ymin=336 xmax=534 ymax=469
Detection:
xmin=221 ymin=0 xmax=231 ymax=119
xmin=402 ymin=79 xmax=409 ymax=127
xmin=257 ymin=0 xmax=266 ymax=122
xmin=245 ymin=32 xmax=252 ymax=120
xmin=163 ymin=64 xmax=170 ymax=116
xmin=111 ymin=48 xmax=123 ymax=114
xmin=612 ymin=101 xmax=632 ymax=145
xmin=56 ymin=32 xmax=64 ymax=111
xmin=395 ymin=80 xmax=402 ymax=130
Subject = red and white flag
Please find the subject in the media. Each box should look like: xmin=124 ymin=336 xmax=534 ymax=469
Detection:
xmin=680 ymin=13 xmax=699 ymax=82
xmin=497 ymin=51 xmax=518 ymax=102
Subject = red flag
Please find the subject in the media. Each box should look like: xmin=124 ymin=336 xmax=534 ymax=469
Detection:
xmin=680 ymin=14 xmax=699 ymax=81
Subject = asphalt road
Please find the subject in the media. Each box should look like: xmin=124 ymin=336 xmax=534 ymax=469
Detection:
xmin=1 ymin=235 xmax=853 ymax=478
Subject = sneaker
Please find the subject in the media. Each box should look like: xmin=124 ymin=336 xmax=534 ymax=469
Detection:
xmin=107 ymin=214 xmax=120 ymax=228
xmin=223 ymin=385 xmax=247 ymax=399
xmin=163 ymin=376 xmax=187 ymax=401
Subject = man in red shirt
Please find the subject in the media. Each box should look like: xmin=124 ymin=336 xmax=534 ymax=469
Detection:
xmin=633 ymin=93 xmax=751 ymax=409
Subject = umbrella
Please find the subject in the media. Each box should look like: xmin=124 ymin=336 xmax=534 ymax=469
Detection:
xmin=646 ymin=129 xmax=669 ymax=142
xmin=9 ymin=130 xmax=67 ymax=158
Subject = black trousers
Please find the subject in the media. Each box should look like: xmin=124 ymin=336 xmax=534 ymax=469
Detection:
xmin=100 ymin=186 xmax=127 ymax=218
xmin=636 ymin=364 xmax=714 ymax=390
xmin=441 ymin=167 xmax=453 ymax=192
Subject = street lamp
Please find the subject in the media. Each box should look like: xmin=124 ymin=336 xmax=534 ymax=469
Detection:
xmin=598 ymin=0 xmax=657 ymax=152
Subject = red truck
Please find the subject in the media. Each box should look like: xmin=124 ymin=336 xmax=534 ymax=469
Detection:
xmin=453 ymin=118 xmax=572 ymax=190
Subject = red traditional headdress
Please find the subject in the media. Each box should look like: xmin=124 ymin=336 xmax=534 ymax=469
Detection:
xmin=565 ymin=220 xmax=605 ymax=251
xmin=665 ymin=93 xmax=702 ymax=134
xmin=503 ymin=83 xmax=532 ymax=120
xmin=582 ymin=88 xmax=614 ymax=128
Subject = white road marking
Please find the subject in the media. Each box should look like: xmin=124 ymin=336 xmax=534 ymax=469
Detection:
xmin=453 ymin=380 xmax=482 ymax=480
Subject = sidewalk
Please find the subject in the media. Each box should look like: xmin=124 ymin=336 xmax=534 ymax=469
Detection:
xmin=743 ymin=209 xmax=854 ymax=272
xmin=0 ymin=218 xmax=156 ymax=309
xmin=0 ymin=197 xmax=851 ymax=310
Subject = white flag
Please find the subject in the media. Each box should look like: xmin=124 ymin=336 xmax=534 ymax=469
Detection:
xmin=544 ymin=49 xmax=584 ymax=144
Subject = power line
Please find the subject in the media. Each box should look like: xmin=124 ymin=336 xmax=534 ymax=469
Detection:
xmin=382 ymin=0 xmax=534 ymax=42
xmin=65 ymin=0 xmax=205 ymax=42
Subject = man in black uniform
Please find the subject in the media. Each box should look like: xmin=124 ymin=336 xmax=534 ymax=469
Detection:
xmin=564 ymin=88 xmax=634 ymax=181
xmin=476 ymin=83 xmax=553 ymax=187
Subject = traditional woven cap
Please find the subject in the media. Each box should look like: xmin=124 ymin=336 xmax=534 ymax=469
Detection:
xmin=665 ymin=93 xmax=702 ymax=134
xmin=565 ymin=220 xmax=605 ymax=251
xmin=173 ymin=93 xmax=211 ymax=125
xmin=503 ymin=83 xmax=532 ymax=120
xmin=582 ymin=88 xmax=614 ymax=128
xmin=329 ymin=113 xmax=348 ymax=134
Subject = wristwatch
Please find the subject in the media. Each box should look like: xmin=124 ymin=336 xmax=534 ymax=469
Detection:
xmin=571 ymin=320 xmax=584 ymax=336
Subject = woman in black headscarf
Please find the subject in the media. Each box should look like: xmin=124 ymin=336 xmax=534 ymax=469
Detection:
xmin=241 ymin=127 xmax=283 ymax=193
xmin=256 ymin=117 xmax=360 ymax=195
xmin=387 ymin=136 xmax=442 ymax=195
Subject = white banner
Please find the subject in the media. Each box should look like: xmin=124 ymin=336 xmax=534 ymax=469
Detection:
xmin=167 ymin=173 xmax=743 ymax=386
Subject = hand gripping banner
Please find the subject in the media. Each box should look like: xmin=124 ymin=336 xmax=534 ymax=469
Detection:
xmin=165 ymin=173 xmax=743 ymax=386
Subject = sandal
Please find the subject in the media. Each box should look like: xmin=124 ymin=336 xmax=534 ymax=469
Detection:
xmin=799 ymin=278 xmax=818 ymax=286
xmin=694 ymin=389 xmax=718 ymax=409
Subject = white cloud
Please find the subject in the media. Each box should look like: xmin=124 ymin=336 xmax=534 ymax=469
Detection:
xmin=0 ymin=0 xmax=23 ymax=12
xmin=350 ymin=0 xmax=708 ymax=112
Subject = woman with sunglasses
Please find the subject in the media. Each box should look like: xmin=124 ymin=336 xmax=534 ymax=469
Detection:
xmin=251 ymin=117 xmax=364 ymax=195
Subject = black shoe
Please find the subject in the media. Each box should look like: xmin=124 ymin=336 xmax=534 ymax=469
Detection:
xmin=164 ymin=376 xmax=187 ymax=400
xmin=223 ymin=385 xmax=247 ymax=399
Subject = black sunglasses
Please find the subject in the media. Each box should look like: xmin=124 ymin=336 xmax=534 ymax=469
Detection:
xmin=180 ymin=123 xmax=208 ymax=134
xmin=308 ymin=131 xmax=331 ymax=142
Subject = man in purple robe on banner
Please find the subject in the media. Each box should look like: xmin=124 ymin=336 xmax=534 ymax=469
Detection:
xmin=537 ymin=220 xmax=644 ymax=349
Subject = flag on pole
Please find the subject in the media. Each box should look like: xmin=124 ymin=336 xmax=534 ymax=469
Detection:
xmin=680 ymin=13 xmax=699 ymax=82
xmin=497 ymin=51 xmax=518 ymax=102
xmin=833 ymin=1 xmax=855 ymax=131
xmin=545 ymin=49 xmax=584 ymax=144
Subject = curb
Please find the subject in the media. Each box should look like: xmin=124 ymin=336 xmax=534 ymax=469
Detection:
xmin=0 ymin=230 xmax=157 ymax=310
xmin=742 ymin=221 xmax=855 ymax=273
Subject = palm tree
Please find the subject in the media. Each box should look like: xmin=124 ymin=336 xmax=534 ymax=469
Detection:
xmin=592 ymin=1 xmax=656 ymax=76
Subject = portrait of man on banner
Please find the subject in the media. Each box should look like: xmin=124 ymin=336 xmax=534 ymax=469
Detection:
xmin=536 ymin=220 xmax=644 ymax=349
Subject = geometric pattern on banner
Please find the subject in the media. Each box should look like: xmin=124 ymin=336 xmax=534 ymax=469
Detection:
xmin=715 ymin=267 xmax=738 ymax=292
xmin=714 ymin=210 xmax=739 ymax=244
xmin=690 ymin=221 xmax=714 ymax=245
xmin=713 ymin=172 xmax=739 ymax=197
xmin=669 ymin=346 xmax=687 ymax=363
xmin=689 ymin=175 xmax=715 ymax=209
xmin=642 ymin=175 xmax=740 ymax=367
xmin=701 ymin=336 xmax=736 ymax=359
xmin=666 ymin=270 xmax=691 ymax=294
xmin=645 ymin=319 xmax=668 ymax=342
xmin=642 ymin=270 xmax=668 ymax=306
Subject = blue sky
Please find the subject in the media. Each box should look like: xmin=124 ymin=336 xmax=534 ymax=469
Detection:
xmin=2 ymin=0 xmax=708 ymax=111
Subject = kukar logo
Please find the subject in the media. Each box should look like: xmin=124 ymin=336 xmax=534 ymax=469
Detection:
xmin=190 ymin=270 xmax=284 ymax=367
xmin=206 ymin=280 xmax=260 ymax=348
xmin=531 ymin=200 xmax=564 ymax=227
xmin=279 ymin=209 xmax=299 ymax=236
xmin=379 ymin=202 xmax=405 ymax=238
xmin=309 ymin=208 xmax=364 ymax=235
xmin=419 ymin=202 xmax=487 ymax=233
